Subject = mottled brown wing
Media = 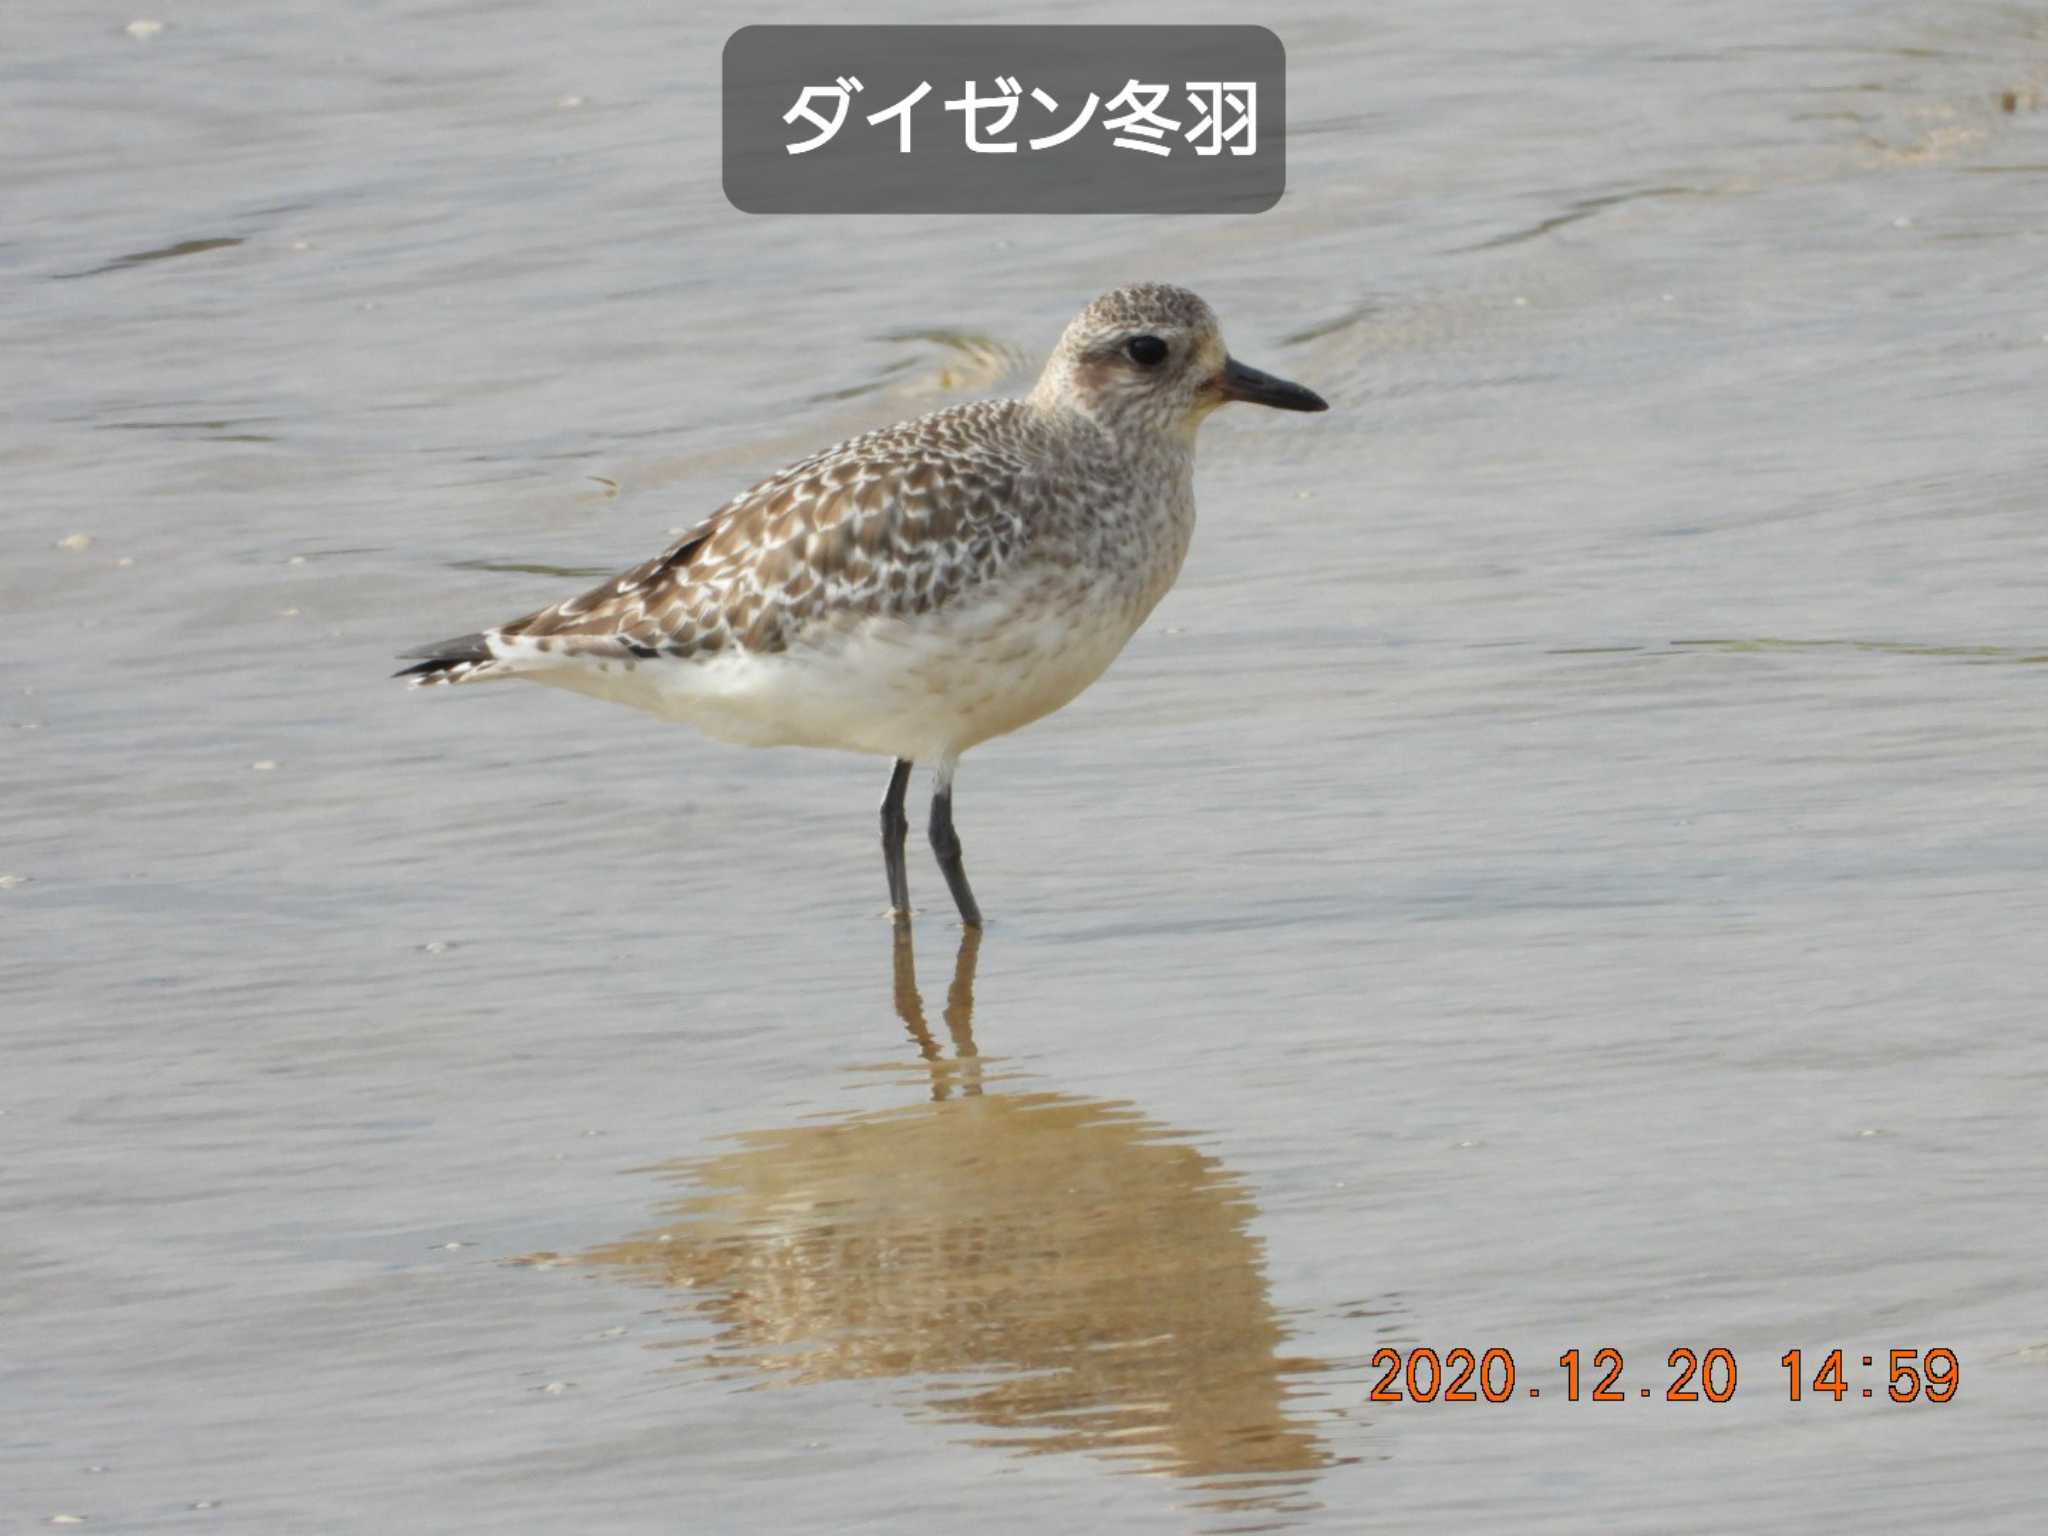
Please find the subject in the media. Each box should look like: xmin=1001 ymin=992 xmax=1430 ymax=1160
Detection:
xmin=494 ymin=402 xmax=1039 ymax=659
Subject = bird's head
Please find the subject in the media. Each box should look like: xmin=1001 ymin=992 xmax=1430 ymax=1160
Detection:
xmin=1031 ymin=282 xmax=1328 ymax=439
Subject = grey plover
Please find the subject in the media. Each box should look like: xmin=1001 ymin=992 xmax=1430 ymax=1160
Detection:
xmin=396 ymin=283 xmax=1327 ymax=925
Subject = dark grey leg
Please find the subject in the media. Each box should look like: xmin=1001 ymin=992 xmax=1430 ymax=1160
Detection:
xmin=880 ymin=757 xmax=913 ymax=915
xmin=928 ymin=763 xmax=983 ymax=929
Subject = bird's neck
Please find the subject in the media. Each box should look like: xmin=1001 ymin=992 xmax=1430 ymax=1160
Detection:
xmin=1027 ymin=394 xmax=1199 ymax=472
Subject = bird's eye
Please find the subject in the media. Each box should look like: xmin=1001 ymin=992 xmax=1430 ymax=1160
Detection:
xmin=1125 ymin=334 xmax=1169 ymax=367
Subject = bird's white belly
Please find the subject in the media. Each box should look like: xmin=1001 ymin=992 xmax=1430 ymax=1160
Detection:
xmin=527 ymin=577 xmax=1152 ymax=760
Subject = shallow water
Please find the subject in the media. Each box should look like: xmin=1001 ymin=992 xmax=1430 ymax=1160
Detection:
xmin=6 ymin=0 xmax=2048 ymax=1530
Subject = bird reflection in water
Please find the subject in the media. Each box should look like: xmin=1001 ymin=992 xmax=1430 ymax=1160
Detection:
xmin=567 ymin=920 xmax=1341 ymax=1519
xmin=891 ymin=918 xmax=982 ymax=1101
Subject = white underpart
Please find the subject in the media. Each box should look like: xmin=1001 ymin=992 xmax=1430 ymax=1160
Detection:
xmin=495 ymin=568 xmax=1157 ymax=761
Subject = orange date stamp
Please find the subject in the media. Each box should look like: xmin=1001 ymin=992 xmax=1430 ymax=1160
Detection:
xmin=1365 ymin=1347 xmax=1959 ymax=1403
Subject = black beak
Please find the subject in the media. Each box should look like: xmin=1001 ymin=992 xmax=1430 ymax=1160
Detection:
xmin=1217 ymin=355 xmax=1328 ymax=412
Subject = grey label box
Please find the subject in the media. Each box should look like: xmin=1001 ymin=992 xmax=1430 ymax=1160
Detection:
xmin=723 ymin=26 xmax=1285 ymax=214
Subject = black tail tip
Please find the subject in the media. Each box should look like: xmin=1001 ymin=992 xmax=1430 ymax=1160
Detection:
xmin=393 ymin=632 xmax=491 ymax=681
xmin=393 ymin=657 xmax=464 ymax=681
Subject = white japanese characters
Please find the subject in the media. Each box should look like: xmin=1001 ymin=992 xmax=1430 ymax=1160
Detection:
xmin=782 ymin=76 xmax=864 ymax=156
xmin=1102 ymin=80 xmax=1180 ymax=156
xmin=781 ymin=77 xmax=1258 ymax=158
xmin=867 ymin=81 xmax=932 ymax=152
xmin=731 ymin=26 xmax=1284 ymax=212
xmin=1185 ymin=81 xmax=1257 ymax=156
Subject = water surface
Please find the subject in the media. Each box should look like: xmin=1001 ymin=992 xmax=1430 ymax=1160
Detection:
xmin=6 ymin=0 xmax=2047 ymax=1529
